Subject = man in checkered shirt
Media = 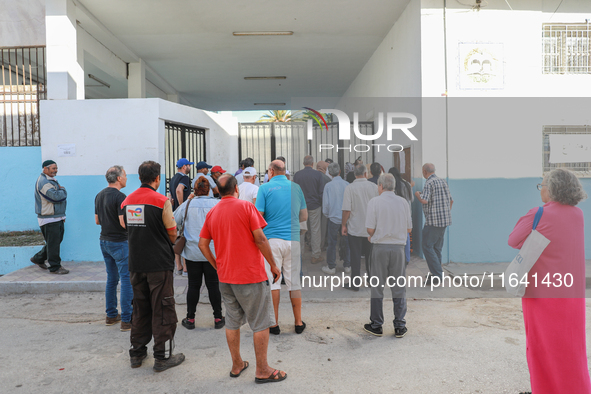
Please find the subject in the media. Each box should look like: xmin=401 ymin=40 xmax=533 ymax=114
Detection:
xmin=415 ymin=163 xmax=453 ymax=282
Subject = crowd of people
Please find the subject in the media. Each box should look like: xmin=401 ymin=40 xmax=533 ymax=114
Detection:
xmin=29 ymin=156 xmax=590 ymax=391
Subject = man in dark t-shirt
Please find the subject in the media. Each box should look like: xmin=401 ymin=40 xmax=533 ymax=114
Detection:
xmin=169 ymin=158 xmax=193 ymax=211
xmin=121 ymin=161 xmax=185 ymax=372
xmin=95 ymin=165 xmax=132 ymax=331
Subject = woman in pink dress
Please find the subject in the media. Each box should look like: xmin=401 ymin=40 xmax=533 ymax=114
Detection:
xmin=509 ymin=168 xmax=589 ymax=394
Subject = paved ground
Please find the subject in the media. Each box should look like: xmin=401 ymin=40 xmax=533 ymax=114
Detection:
xmin=2 ymin=252 xmax=591 ymax=393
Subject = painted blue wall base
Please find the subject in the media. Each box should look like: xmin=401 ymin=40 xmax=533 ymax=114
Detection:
xmin=0 ymin=147 xmax=42 ymax=231
xmin=0 ymin=246 xmax=41 ymax=275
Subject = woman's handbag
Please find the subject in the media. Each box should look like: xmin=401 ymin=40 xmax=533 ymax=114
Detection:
xmin=505 ymin=207 xmax=551 ymax=297
xmin=173 ymin=200 xmax=190 ymax=255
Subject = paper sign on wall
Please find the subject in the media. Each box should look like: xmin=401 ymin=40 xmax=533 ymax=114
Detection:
xmin=58 ymin=144 xmax=76 ymax=157
xmin=549 ymin=134 xmax=591 ymax=164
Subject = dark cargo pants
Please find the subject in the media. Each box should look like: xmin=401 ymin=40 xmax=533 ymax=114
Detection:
xmin=129 ymin=270 xmax=177 ymax=360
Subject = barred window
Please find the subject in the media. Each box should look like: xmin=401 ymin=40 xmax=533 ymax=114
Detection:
xmin=542 ymin=24 xmax=591 ymax=74
xmin=543 ymin=126 xmax=591 ymax=177
xmin=1 ymin=46 xmax=46 ymax=147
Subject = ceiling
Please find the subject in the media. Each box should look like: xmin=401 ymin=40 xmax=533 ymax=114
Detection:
xmin=78 ymin=0 xmax=411 ymax=111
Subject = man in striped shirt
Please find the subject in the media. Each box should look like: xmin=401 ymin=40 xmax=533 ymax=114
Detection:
xmin=415 ymin=163 xmax=453 ymax=282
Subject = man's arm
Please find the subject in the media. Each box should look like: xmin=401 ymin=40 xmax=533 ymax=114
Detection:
xmin=119 ymin=215 xmax=126 ymax=229
xmin=176 ymin=183 xmax=185 ymax=206
xmin=299 ymin=208 xmax=308 ymax=223
xmin=167 ymin=228 xmax=177 ymax=244
xmin=415 ymin=191 xmax=428 ymax=205
xmin=252 ymin=197 xmax=257 ymax=205
xmin=341 ymin=210 xmax=351 ymax=236
xmin=367 ymin=228 xmax=375 ymax=237
xmin=450 ymin=198 xmax=454 ymax=210
xmin=252 ymin=228 xmax=281 ymax=283
xmin=198 ymin=237 xmax=217 ymax=270
xmin=95 ymin=214 xmax=100 ymax=225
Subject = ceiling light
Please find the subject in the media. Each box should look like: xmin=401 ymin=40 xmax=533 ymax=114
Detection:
xmin=244 ymin=76 xmax=286 ymax=80
xmin=233 ymin=31 xmax=293 ymax=36
xmin=254 ymin=103 xmax=286 ymax=106
xmin=88 ymin=74 xmax=110 ymax=88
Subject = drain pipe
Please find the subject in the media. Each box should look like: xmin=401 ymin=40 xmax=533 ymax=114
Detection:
xmin=443 ymin=0 xmax=451 ymax=265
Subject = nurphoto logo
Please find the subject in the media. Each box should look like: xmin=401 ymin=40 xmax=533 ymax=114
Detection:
xmin=304 ymin=108 xmax=418 ymax=153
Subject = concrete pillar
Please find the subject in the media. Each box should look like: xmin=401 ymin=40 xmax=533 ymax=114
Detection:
xmin=128 ymin=59 xmax=146 ymax=98
xmin=45 ymin=0 xmax=84 ymax=100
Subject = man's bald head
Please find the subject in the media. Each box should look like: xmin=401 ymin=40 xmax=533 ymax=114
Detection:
xmin=218 ymin=174 xmax=237 ymax=197
xmin=303 ymin=155 xmax=314 ymax=167
xmin=270 ymin=160 xmax=286 ymax=174
xmin=423 ymin=163 xmax=435 ymax=174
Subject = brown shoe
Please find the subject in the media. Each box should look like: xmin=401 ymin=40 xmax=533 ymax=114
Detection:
xmin=120 ymin=321 xmax=132 ymax=331
xmin=106 ymin=314 xmax=121 ymax=326
xmin=49 ymin=267 xmax=69 ymax=275
xmin=311 ymin=257 xmax=324 ymax=264
xmin=153 ymin=353 xmax=185 ymax=372
xmin=30 ymin=258 xmax=48 ymax=270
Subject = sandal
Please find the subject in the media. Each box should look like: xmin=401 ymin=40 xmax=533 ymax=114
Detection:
xmin=229 ymin=361 xmax=249 ymax=378
xmin=255 ymin=369 xmax=287 ymax=384
xmin=269 ymin=325 xmax=280 ymax=335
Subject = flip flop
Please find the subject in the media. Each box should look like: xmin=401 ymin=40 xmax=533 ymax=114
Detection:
xmin=229 ymin=361 xmax=249 ymax=378
xmin=255 ymin=369 xmax=287 ymax=384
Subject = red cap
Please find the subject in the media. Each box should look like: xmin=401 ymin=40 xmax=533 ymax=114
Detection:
xmin=211 ymin=165 xmax=226 ymax=174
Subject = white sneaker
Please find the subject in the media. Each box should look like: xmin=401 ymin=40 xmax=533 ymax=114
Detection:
xmin=321 ymin=266 xmax=336 ymax=275
xmin=344 ymin=267 xmax=351 ymax=274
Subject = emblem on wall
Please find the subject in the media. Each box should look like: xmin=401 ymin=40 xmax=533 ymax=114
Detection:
xmin=459 ymin=43 xmax=504 ymax=90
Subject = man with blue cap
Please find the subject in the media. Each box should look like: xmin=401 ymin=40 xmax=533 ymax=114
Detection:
xmin=192 ymin=161 xmax=218 ymax=197
xmin=170 ymin=158 xmax=194 ymax=211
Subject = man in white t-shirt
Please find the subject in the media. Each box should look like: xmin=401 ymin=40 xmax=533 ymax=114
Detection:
xmin=238 ymin=167 xmax=259 ymax=204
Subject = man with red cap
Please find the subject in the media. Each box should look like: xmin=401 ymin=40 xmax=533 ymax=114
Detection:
xmin=210 ymin=166 xmax=226 ymax=198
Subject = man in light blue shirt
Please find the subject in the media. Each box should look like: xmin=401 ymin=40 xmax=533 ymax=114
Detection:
xmin=256 ymin=160 xmax=308 ymax=335
xmin=321 ymin=162 xmax=351 ymax=275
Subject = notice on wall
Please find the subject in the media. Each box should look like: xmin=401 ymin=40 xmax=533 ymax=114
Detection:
xmin=549 ymin=134 xmax=591 ymax=163
xmin=57 ymin=144 xmax=76 ymax=157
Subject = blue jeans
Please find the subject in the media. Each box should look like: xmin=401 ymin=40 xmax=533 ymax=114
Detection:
xmin=327 ymin=220 xmax=350 ymax=269
xmin=422 ymin=225 xmax=447 ymax=278
xmin=100 ymin=240 xmax=133 ymax=322
xmin=405 ymin=233 xmax=410 ymax=263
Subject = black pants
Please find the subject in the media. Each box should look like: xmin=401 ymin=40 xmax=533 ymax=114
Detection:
xmin=129 ymin=270 xmax=177 ymax=360
xmin=32 ymin=220 xmax=64 ymax=272
xmin=348 ymin=235 xmax=372 ymax=289
xmin=186 ymin=260 xmax=222 ymax=320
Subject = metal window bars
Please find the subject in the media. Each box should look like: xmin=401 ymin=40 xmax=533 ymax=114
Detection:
xmin=542 ymin=24 xmax=591 ymax=74
xmin=0 ymin=46 xmax=46 ymax=146
xmin=165 ymin=122 xmax=207 ymax=191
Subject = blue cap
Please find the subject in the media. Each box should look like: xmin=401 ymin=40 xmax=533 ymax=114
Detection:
xmin=176 ymin=158 xmax=194 ymax=168
xmin=196 ymin=161 xmax=212 ymax=170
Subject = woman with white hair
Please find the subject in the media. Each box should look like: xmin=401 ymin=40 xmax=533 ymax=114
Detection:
xmin=509 ymin=168 xmax=590 ymax=394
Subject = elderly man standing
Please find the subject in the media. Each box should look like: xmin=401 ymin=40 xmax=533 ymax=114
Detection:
xmin=342 ymin=164 xmax=378 ymax=291
xmin=199 ymin=174 xmax=287 ymax=383
xmin=238 ymin=167 xmax=259 ymax=204
xmin=122 ymin=161 xmax=184 ymax=372
xmin=364 ymin=174 xmax=412 ymax=337
xmin=321 ymin=162 xmax=350 ymax=275
xmin=31 ymin=160 xmax=69 ymax=274
xmin=95 ymin=165 xmax=132 ymax=330
xmin=256 ymin=160 xmax=308 ymax=335
xmin=293 ymin=155 xmax=325 ymax=264
xmin=414 ymin=163 xmax=453 ymax=282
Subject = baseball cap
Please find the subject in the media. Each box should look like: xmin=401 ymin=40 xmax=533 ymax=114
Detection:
xmin=211 ymin=165 xmax=226 ymax=174
xmin=243 ymin=167 xmax=257 ymax=176
xmin=196 ymin=161 xmax=212 ymax=170
xmin=176 ymin=158 xmax=194 ymax=168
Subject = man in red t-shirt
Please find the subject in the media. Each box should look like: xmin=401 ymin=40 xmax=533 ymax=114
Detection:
xmin=199 ymin=174 xmax=286 ymax=384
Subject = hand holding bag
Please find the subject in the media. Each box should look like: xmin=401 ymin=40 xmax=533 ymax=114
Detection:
xmin=505 ymin=207 xmax=551 ymax=297
xmin=173 ymin=200 xmax=190 ymax=255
